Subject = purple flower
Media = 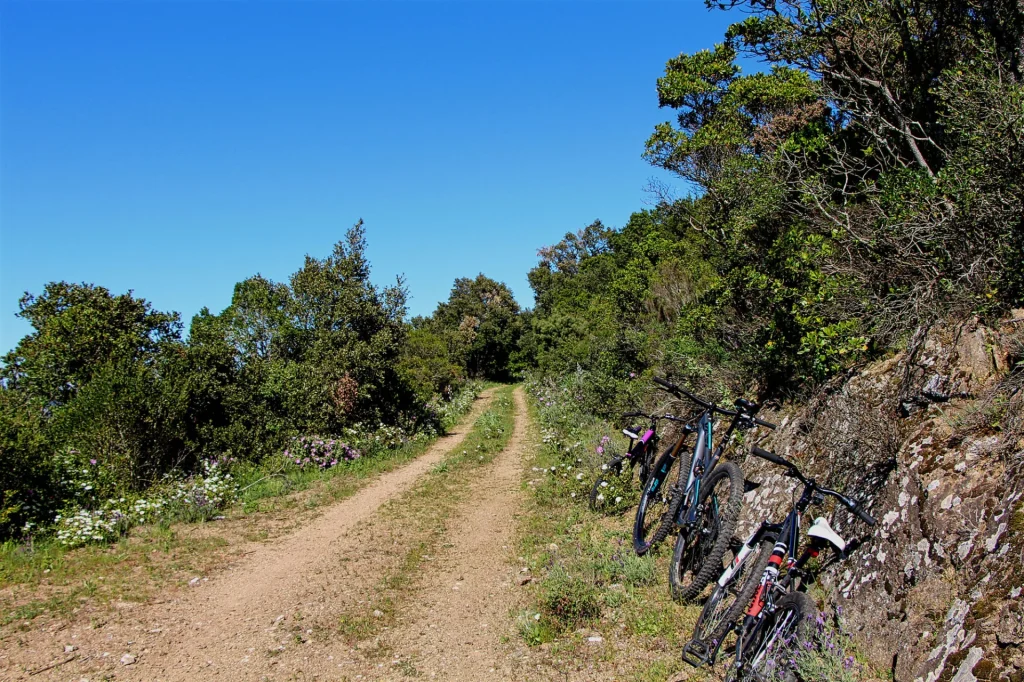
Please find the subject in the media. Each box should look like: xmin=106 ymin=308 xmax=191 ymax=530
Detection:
xmin=90 ymin=459 xmax=97 ymax=465
xmin=596 ymin=446 xmax=604 ymax=455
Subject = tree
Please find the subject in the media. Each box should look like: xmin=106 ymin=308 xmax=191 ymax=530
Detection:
xmin=432 ymin=275 xmax=523 ymax=380
xmin=1 ymin=282 xmax=181 ymax=405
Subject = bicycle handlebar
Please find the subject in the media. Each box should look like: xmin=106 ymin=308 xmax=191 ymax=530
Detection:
xmin=653 ymin=377 xmax=714 ymax=411
xmin=750 ymin=447 xmax=876 ymax=526
xmin=820 ymin=486 xmax=877 ymax=526
xmin=751 ymin=446 xmax=789 ymax=467
xmin=653 ymin=377 xmax=775 ymax=429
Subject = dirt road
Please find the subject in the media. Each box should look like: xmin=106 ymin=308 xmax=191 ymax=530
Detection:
xmin=3 ymin=388 xmax=541 ymax=682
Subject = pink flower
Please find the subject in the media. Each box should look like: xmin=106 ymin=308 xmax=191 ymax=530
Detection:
xmin=90 ymin=459 xmax=97 ymax=465
xmin=597 ymin=446 xmax=604 ymax=454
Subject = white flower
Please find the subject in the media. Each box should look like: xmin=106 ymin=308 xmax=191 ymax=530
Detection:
xmin=575 ymin=473 xmax=583 ymax=480
xmin=600 ymin=481 xmax=608 ymax=487
xmin=615 ymin=497 xmax=622 ymax=503
xmin=596 ymin=494 xmax=605 ymax=501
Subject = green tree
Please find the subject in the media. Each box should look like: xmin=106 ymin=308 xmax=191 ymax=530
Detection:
xmin=1 ymin=282 xmax=181 ymax=405
xmin=433 ymin=274 xmax=523 ymax=380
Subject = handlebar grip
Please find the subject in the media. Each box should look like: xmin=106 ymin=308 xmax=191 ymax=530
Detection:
xmin=653 ymin=377 xmax=678 ymax=392
xmin=754 ymin=417 xmax=777 ymax=429
xmin=851 ymin=504 xmax=876 ymax=526
xmin=751 ymin=447 xmax=790 ymax=468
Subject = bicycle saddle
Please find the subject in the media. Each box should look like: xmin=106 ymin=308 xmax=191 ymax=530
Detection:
xmin=808 ymin=516 xmax=847 ymax=552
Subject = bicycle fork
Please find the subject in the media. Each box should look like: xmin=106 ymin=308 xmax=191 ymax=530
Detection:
xmin=731 ymin=543 xmax=786 ymax=676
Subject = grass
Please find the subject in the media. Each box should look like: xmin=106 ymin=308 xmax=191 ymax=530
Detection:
xmin=515 ymin=393 xmax=719 ymax=682
xmin=0 ymin=384 xmax=495 ymax=639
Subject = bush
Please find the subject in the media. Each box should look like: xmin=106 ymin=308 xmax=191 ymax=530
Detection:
xmin=541 ymin=567 xmax=602 ymax=628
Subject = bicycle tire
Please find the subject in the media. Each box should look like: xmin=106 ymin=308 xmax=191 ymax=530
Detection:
xmin=589 ymin=455 xmax=626 ymax=512
xmin=740 ymin=591 xmax=818 ymax=682
xmin=669 ymin=461 xmax=745 ymax=603
xmin=692 ymin=536 xmax=775 ymax=651
xmin=632 ymin=446 xmax=688 ymax=555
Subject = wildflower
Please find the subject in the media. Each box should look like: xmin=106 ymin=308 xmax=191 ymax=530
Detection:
xmin=90 ymin=459 xmax=98 ymax=465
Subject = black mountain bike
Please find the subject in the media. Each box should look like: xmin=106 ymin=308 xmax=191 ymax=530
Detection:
xmin=589 ymin=411 xmax=685 ymax=513
xmin=682 ymin=447 xmax=876 ymax=681
xmin=632 ymin=378 xmax=775 ymax=608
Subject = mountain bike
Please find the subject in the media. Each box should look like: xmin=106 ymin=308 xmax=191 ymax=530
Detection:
xmin=589 ymin=410 xmax=686 ymax=513
xmin=682 ymin=446 xmax=876 ymax=681
xmin=632 ymin=377 xmax=775 ymax=600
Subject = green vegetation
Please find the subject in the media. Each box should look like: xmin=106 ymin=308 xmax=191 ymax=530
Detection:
xmin=0 ymin=218 xmax=516 ymax=543
xmin=517 ymin=394 xmax=713 ymax=681
xmin=523 ymin=0 xmax=1023 ymax=416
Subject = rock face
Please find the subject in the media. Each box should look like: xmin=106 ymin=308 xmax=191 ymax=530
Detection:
xmin=739 ymin=315 xmax=1024 ymax=682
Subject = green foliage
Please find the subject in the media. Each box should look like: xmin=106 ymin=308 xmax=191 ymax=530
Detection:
xmin=541 ymin=566 xmax=602 ymax=628
xmin=0 ymin=389 xmax=53 ymax=538
xmin=1 ymin=282 xmax=181 ymax=406
xmin=430 ymin=274 xmax=524 ymax=381
xmin=530 ymin=0 xmax=1023 ymax=404
xmin=0 ymin=221 xmax=506 ymax=542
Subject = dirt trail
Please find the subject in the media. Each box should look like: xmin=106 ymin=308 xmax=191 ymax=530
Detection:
xmin=357 ymin=386 xmax=532 ymax=681
xmin=5 ymin=388 xmax=533 ymax=682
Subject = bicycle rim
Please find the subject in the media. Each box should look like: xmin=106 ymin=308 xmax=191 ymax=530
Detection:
xmin=744 ymin=592 xmax=817 ymax=682
xmin=669 ymin=462 xmax=743 ymax=602
xmin=693 ymin=537 xmax=773 ymax=648
xmin=632 ymin=448 xmax=681 ymax=554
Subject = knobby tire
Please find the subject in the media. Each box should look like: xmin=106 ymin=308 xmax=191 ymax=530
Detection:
xmin=669 ymin=461 xmax=745 ymax=603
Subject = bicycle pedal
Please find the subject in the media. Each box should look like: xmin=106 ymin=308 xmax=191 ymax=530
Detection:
xmin=681 ymin=639 xmax=713 ymax=667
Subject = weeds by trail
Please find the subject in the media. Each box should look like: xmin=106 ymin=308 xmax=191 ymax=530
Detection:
xmin=516 ymin=390 xmax=716 ymax=682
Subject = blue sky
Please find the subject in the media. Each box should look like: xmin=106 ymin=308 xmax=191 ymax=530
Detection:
xmin=0 ymin=1 xmax=740 ymax=353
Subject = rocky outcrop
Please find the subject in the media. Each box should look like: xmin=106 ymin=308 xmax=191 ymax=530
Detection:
xmin=739 ymin=314 xmax=1024 ymax=682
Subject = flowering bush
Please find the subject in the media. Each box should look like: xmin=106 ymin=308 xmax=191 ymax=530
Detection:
xmin=432 ymin=380 xmax=483 ymax=430
xmin=161 ymin=460 xmax=236 ymax=522
xmin=286 ymin=436 xmax=361 ymax=470
xmin=52 ymin=448 xmax=121 ymax=509
xmin=53 ymin=460 xmax=237 ymax=547
xmin=528 ymin=375 xmax=638 ymax=512
xmin=791 ymin=611 xmax=867 ymax=682
xmin=754 ymin=609 xmax=867 ymax=682
xmin=55 ymin=507 xmax=131 ymax=547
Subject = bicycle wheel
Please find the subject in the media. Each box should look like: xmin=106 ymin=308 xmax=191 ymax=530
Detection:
xmin=669 ymin=461 xmax=745 ymax=603
xmin=632 ymin=446 xmax=688 ymax=555
xmin=691 ymin=536 xmax=774 ymax=651
xmin=741 ymin=591 xmax=818 ymax=682
xmin=589 ymin=455 xmax=635 ymax=513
